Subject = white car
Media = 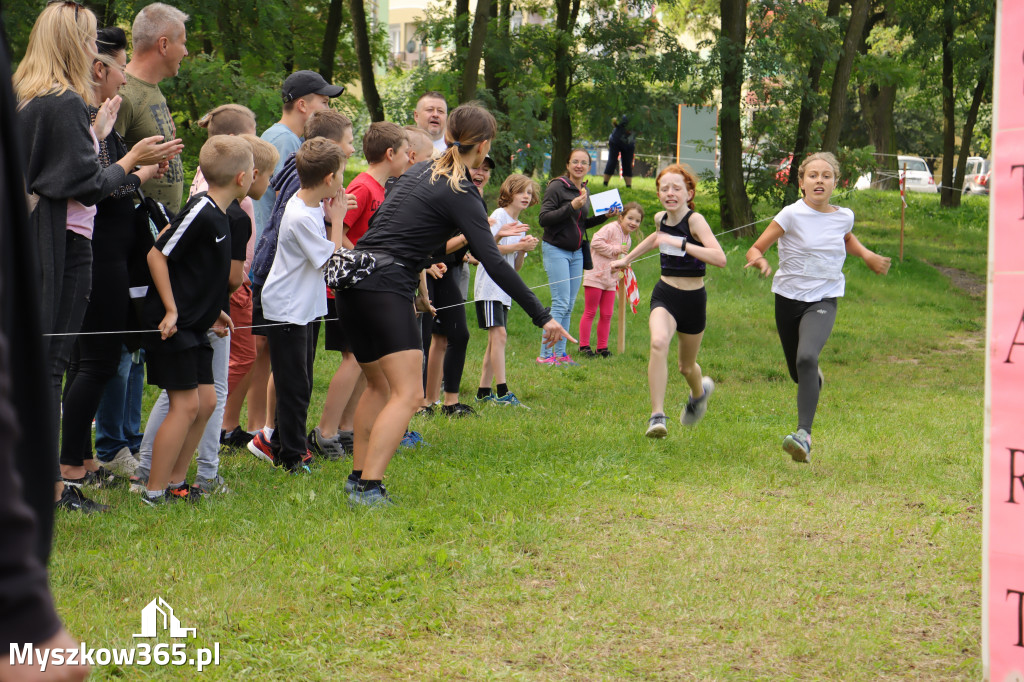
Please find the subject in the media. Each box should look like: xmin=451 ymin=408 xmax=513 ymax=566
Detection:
xmin=963 ymin=157 xmax=990 ymax=195
xmin=898 ymin=155 xmax=937 ymax=193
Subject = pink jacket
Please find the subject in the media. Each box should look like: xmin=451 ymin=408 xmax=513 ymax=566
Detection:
xmin=584 ymin=220 xmax=631 ymax=290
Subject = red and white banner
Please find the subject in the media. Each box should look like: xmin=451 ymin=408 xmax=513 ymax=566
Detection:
xmin=984 ymin=2 xmax=1024 ymax=679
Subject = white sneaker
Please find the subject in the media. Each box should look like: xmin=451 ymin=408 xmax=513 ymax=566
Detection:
xmin=104 ymin=446 xmax=138 ymax=478
xmin=681 ymin=377 xmax=715 ymax=426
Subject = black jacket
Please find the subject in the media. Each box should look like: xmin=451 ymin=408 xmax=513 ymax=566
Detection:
xmin=538 ymin=176 xmax=608 ymax=252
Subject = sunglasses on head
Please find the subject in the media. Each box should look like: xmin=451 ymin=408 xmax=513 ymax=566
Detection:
xmin=47 ymin=0 xmax=85 ymax=20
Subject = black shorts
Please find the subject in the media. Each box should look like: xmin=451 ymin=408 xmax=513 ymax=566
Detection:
xmin=650 ymin=280 xmax=707 ymax=335
xmin=323 ymin=292 xmax=351 ymax=353
xmin=251 ymin=283 xmax=268 ymax=337
xmin=146 ymin=340 xmax=214 ymax=390
xmin=336 ymin=288 xmax=421 ymax=363
xmin=476 ymin=300 xmax=509 ymax=329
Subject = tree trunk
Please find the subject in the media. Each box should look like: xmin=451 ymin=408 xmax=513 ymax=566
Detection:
xmin=549 ymin=0 xmax=578 ymax=176
xmin=787 ymin=0 xmax=842 ymax=201
xmin=460 ymin=0 xmax=491 ymax=102
xmin=949 ymin=62 xmax=992 ymax=208
xmin=318 ymin=0 xmax=346 ymax=83
xmin=217 ymin=3 xmax=240 ymax=62
xmin=98 ymin=0 xmax=117 ymax=27
xmin=821 ymin=0 xmax=869 ymax=153
xmin=483 ymin=0 xmax=506 ymax=111
xmin=858 ymin=82 xmax=898 ymax=189
xmin=939 ymin=0 xmax=956 ymax=207
xmin=719 ymin=0 xmax=755 ymax=237
xmin=348 ymin=0 xmax=384 ymax=121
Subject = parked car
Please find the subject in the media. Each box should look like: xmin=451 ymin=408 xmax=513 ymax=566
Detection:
xmin=898 ymin=155 xmax=937 ymax=193
xmin=963 ymin=156 xmax=990 ymax=195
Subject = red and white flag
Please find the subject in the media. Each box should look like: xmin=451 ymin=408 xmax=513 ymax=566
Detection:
xmin=620 ymin=267 xmax=640 ymax=314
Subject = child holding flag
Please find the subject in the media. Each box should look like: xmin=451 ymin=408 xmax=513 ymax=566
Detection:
xmin=610 ymin=165 xmax=725 ymax=438
xmin=579 ymin=202 xmax=644 ymax=358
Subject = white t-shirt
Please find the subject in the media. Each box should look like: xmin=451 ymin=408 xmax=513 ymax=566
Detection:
xmin=473 ymin=207 xmax=523 ymax=307
xmin=771 ymin=199 xmax=854 ymax=302
xmin=432 ymin=136 xmax=447 ymax=155
xmin=262 ymin=195 xmax=336 ymax=324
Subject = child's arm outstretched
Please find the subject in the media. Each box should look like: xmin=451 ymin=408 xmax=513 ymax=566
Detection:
xmin=844 ymin=232 xmax=891 ymax=275
xmin=744 ymin=221 xmax=785 ymax=277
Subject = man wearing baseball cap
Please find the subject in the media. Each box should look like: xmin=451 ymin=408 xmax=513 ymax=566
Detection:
xmin=253 ymin=70 xmax=343 ymax=241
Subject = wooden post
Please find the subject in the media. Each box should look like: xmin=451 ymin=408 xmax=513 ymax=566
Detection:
xmin=900 ymin=161 xmax=906 ymax=261
xmin=617 ymin=281 xmax=626 ymax=354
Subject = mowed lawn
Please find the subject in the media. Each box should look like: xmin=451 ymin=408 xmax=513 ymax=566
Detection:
xmin=51 ymin=182 xmax=988 ymax=680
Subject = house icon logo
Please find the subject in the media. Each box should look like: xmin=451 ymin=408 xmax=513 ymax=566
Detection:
xmin=133 ymin=597 xmax=197 ymax=638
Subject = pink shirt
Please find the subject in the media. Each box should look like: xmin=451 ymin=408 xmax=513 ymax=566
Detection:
xmin=584 ymin=220 xmax=632 ymax=291
xmin=66 ymin=127 xmax=100 ymax=239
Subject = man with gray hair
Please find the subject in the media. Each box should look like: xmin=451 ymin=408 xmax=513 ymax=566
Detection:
xmin=116 ymin=2 xmax=189 ymax=212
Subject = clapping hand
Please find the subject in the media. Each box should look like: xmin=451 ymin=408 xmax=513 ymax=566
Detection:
xmin=571 ymin=188 xmax=589 ymax=211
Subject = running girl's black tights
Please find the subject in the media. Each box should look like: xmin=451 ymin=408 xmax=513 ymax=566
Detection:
xmin=774 ymin=294 xmax=837 ymax=434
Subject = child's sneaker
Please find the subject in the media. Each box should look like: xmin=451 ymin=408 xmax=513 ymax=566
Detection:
xmin=103 ymin=446 xmax=139 ymax=478
xmin=536 ymin=356 xmax=557 ymax=366
xmin=307 ymin=427 xmax=346 ymax=461
xmin=494 ymin=392 xmax=529 ymax=409
xmin=220 ymin=426 xmax=254 ymax=449
xmin=337 ymin=430 xmax=354 ymax=453
xmin=782 ymin=429 xmax=812 ymax=463
xmin=578 ymin=346 xmax=596 ymax=358
xmin=247 ymin=431 xmax=276 ymax=465
xmin=415 ymin=404 xmax=435 ymax=417
xmin=557 ymin=353 xmax=579 ymax=367
xmin=140 ymin=490 xmax=169 ymax=507
xmin=596 ymin=348 xmax=612 ymax=358
xmin=81 ymin=467 xmax=119 ymax=489
xmin=348 ymin=484 xmax=396 ymax=508
xmin=128 ymin=469 xmax=149 ymax=495
xmin=680 ymin=377 xmax=715 ymax=426
xmin=476 ymin=391 xmax=496 ymax=404
xmin=168 ymin=482 xmax=203 ymax=503
xmin=55 ymin=484 xmax=109 ymax=513
xmin=645 ymin=413 xmax=668 ymax=438
xmin=192 ymin=475 xmax=230 ymax=495
xmin=400 ymin=430 xmax=425 ymax=449
xmin=441 ymin=402 xmax=476 ymax=417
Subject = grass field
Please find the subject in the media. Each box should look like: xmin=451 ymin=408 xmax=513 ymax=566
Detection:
xmin=51 ymin=181 xmax=989 ymax=680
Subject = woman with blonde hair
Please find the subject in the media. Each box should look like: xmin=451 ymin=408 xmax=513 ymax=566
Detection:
xmin=336 ymin=103 xmax=575 ymax=506
xmin=15 ymin=3 xmax=180 ymax=512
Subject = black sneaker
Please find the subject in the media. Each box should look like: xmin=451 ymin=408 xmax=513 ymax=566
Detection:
xmin=578 ymin=345 xmax=596 ymax=358
xmin=167 ymin=482 xmax=204 ymax=503
xmin=336 ymin=430 xmax=354 ymax=453
xmin=56 ymin=484 xmax=110 ymax=513
xmin=81 ymin=468 xmax=119 ymax=489
xmin=415 ymin=405 xmax=435 ymax=417
xmin=596 ymin=348 xmax=612 ymax=358
xmin=441 ymin=402 xmax=476 ymax=417
xmin=140 ymin=490 xmax=169 ymax=507
xmin=220 ymin=426 xmax=254 ymax=448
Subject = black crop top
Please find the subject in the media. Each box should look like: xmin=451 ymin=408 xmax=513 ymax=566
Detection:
xmin=659 ymin=210 xmax=705 ymax=277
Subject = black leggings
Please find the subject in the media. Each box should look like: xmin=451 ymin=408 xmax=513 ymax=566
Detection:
xmin=428 ymin=265 xmax=470 ymax=394
xmin=774 ymin=294 xmax=837 ymax=434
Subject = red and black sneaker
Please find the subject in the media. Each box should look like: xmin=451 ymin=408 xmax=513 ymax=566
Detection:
xmin=247 ymin=431 xmax=276 ymax=466
xmin=167 ymin=482 xmax=203 ymax=503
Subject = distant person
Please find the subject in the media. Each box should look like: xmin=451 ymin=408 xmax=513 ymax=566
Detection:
xmin=602 ymin=114 xmax=635 ymax=189
xmin=611 ymin=166 xmax=725 ymax=439
xmin=413 ymin=91 xmax=448 ymax=155
xmin=745 ymin=152 xmax=890 ymax=463
xmin=404 ymin=125 xmax=435 ymax=164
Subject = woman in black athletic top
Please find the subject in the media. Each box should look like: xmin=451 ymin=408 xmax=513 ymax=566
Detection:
xmin=337 ymin=103 xmax=575 ymax=506
xmin=611 ymin=164 xmax=726 ymax=439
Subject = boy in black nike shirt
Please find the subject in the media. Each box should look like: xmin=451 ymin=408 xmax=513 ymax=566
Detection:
xmin=141 ymin=136 xmax=254 ymax=505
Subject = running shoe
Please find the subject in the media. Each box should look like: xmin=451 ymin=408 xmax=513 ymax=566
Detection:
xmin=494 ymin=392 xmax=529 ymax=409
xmin=140 ymin=490 xmax=169 ymax=507
xmin=476 ymin=391 xmax=496 ymax=404
xmin=128 ymin=470 xmax=149 ymax=495
xmin=168 ymin=482 xmax=203 ymax=503
xmin=348 ymin=484 xmax=396 ymax=508
xmin=247 ymin=431 xmax=276 ymax=465
xmin=336 ymin=430 xmax=354 ymax=454
xmin=103 ymin=446 xmax=139 ymax=477
xmin=646 ymin=414 xmax=668 ymax=438
xmin=415 ymin=405 xmax=436 ymax=417
xmin=301 ymin=448 xmax=315 ymax=467
xmin=400 ymin=431 xmax=425 ymax=449
xmin=441 ymin=402 xmax=476 ymax=417
xmin=55 ymin=484 xmax=110 ymax=513
xmin=220 ymin=426 xmax=254 ymax=448
xmin=782 ymin=429 xmax=812 ymax=463
xmin=192 ymin=474 xmax=230 ymax=495
xmin=578 ymin=346 xmax=596 ymax=358
xmin=536 ymin=356 xmax=558 ymax=365
xmin=81 ymin=468 xmax=119 ymax=489
xmin=596 ymin=348 xmax=612 ymax=358
xmin=344 ymin=474 xmax=360 ymax=494
xmin=308 ymin=427 xmax=346 ymax=461
xmin=557 ymin=354 xmax=579 ymax=367
xmin=680 ymin=377 xmax=715 ymax=426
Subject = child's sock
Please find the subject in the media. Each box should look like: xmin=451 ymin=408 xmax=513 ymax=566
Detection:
xmin=146 ymin=489 xmax=164 ymax=500
xmin=348 ymin=470 xmax=361 ymax=483
xmin=356 ymin=479 xmax=382 ymax=492
xmin=262 ymin=426 xmax=274 ymax=439
xmin=62 ymin=476 xmax=85 ymax=488
xmin=169 ymin=480 xmax=185 ymax=489
xmin=477 ymin=387 xmax=492 ymax=400
xmin=496 ymin=383 xmax=508 ymax=397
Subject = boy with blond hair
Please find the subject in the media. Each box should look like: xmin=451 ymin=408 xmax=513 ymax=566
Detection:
xmin=403 ymin=125 xmax=435 ymax=165
xmin=139 ymin=136 xmax=253 ymax=505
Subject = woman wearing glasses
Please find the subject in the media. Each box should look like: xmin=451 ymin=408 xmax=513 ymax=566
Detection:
xmin=14 ymin=2 xmax=180 ymax=512
xmin=536 ymin=148 xmax=618 ymax=365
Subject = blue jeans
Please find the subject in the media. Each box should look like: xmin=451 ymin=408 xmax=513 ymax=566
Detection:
xmin=539 ymin=241 xmax=583 ymax=359
xmin=94 ymin=346 xmax=144 ymax=461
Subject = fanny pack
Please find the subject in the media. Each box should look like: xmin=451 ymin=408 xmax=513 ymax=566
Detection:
xmin=324 ymin=248 xmax=396 ymax=290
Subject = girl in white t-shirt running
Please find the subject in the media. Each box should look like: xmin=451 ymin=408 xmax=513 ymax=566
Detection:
xmin=474 ymin=174 xmax=540 ymax=407
xmin=745 ymin=152 xmax=890 ymax=463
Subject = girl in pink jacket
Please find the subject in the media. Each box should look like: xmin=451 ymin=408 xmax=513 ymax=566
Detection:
xmin=578 ymin=202 xmax=644 ymax=357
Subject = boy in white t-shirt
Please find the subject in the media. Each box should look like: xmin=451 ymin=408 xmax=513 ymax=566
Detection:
xmin=259 ymin=138 xmax=347 ymax=472
xmin=745 ymin=152 xmax=890 ymax=464
xmin=474 ymin=174 xmax=540 ymax=407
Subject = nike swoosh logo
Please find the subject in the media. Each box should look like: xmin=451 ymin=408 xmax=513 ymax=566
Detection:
xmin=215 ymin=235 xmax=227 ymax=243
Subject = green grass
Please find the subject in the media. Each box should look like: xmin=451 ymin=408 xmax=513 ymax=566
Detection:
xmin=52 ymin=187 xmax=986 ymax=680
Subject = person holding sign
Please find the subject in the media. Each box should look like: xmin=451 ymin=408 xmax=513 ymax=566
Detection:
xmin=537 ymin=148 xmax=618 ymax=366
xmin=745 ymin=152 xmax=890 ymax=463
xmin=610 ymin=165 xmax=725 ymax=438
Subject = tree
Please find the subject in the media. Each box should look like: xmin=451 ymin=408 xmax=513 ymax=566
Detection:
xmin=718 ymin=0 xmax=755 ymax=236
xmin=349 ymin=0 xmax=384 ymax=121
xmin=821 ymin=0 xmax=870 ymax=153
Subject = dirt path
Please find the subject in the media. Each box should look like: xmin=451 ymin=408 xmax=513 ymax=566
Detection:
xmin=923 ymin=261 xmax=985 ymax=298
